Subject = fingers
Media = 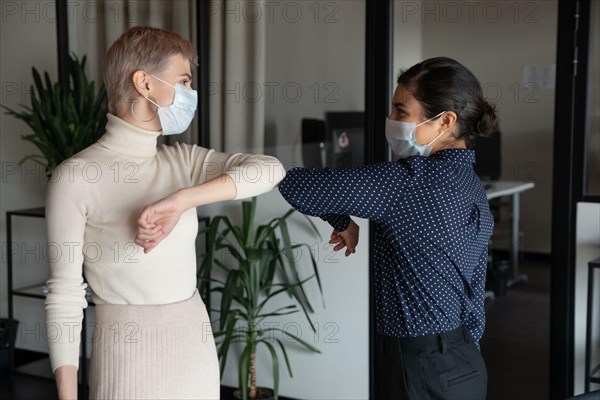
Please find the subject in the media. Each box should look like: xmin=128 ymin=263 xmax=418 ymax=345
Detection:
xmin=137 ymin=208 xmax=156 ymax=230
xmin=330 ymin=238 xmax=357 ymax=256
xmin=135 ymin=238 xmax=158 ymax=254
xmin=329 ymin=231 xmax=341 ymax=243
xmin=135 ymin=225 xmax=164 ymax=253
xmin=136 ymin=226 xmax=162 ymax=241
xmin=333 ymin=241 xmax=346 ymax=252
xmin=135 ymin=236 xmax=162 ymax=254
xmin=329 ymin=236 xmax=342 ymax=245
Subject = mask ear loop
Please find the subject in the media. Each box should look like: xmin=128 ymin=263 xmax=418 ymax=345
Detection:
xmin=150 ymin=74 xmax=176 ymax=89
xmin=130 ymin=74 xmax=167 ymax=122
xmin=427 ymin=129 xmax=449 ymax=146
xmin=416 ymin=111 xmax=447 ymax=146
xmin=131 ymin=96 xmax=158 ymax=122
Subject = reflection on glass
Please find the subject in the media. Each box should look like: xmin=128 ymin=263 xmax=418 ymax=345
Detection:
xmin=585 ymin=0 xmax=600 ymax=195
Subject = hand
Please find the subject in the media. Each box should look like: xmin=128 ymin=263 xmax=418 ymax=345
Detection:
xmin=329 ymin=219 xmax=359 ymax=257
xmin=135 ymin=191 xmax=185 ymax=253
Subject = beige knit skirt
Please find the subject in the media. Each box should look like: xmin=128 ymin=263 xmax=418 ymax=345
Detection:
xmin=89 ymin=290 xmax=220 ymax=400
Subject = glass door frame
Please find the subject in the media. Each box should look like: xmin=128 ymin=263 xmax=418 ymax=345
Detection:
xmin=552 ymin=0 xmax=596 ymax=398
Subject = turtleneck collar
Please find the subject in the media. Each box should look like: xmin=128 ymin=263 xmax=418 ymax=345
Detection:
xmin=97 ymin=114 xmax=162 ymax=158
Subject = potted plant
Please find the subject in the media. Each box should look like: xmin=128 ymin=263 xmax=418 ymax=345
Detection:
xmin=199 ymin=197 xmax=324 ymax=400
xmin=1 ymin=54 xmax=108 ymax=178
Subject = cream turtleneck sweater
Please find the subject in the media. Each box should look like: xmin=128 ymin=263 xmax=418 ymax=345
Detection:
xmin=45 ymin=114 xmax=285 ymax=372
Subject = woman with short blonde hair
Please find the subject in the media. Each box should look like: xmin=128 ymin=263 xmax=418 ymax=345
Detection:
xmin=45 ymin=26 xmax=285 ymax=399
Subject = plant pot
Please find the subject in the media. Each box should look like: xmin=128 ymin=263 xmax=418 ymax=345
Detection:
xmin=233 ymin=387 xmax=275 ymax=400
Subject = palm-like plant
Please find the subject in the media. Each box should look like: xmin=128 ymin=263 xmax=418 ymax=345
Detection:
xmin=199 ymin=197 xmax=324 ymax=400
xmin=1 ymin=54 xmax=107 ymax=177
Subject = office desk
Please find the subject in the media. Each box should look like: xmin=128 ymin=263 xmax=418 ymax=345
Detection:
xmin=485 ymin=181 xmax=535 ymax=287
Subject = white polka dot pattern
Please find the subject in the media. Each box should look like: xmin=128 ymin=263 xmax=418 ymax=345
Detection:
xmin=278 ymin=149 xmax=494 ymax=345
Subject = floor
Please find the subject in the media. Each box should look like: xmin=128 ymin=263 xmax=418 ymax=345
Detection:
xmin=1 ymin=258 xmax=551 ymax=400
xmin=481 ymin=257 xmax=551 ymax=400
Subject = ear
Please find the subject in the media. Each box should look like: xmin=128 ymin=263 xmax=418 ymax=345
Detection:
xmin=131 ymin=70 xmax=151 ymax=97
xmin=439 ymin=111 xmax=458 ymax=133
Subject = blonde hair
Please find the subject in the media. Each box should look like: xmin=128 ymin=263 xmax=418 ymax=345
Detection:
xmin=103 ymin=26 xmax=198 ymax=113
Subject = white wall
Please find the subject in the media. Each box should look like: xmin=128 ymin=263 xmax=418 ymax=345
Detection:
xmin=574 ymin=202 xmax=600 ymax=396
xmin=0 ymin=0 xmax=58 ymax=352
xmin=263 ymin=0 xmax=366 ymax=167
xmin=393 ymin=0 xmax=423 ymax=75
xmin=393 ymin=0 xmax=558 ymax=254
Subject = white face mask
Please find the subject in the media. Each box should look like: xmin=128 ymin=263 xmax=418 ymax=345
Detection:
xmin=144 ymin=75 xmax=198 ymax=135
xmin=385 ymin=111 xmax=447 ymax=158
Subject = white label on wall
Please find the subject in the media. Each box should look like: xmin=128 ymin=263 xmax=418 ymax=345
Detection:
xmin=523 ymin=64 xmax=556 ymax=90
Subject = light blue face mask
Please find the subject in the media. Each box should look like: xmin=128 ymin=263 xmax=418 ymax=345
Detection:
xmin=144 ymin=75 xmax=198 ymax=135
xmin=385 ymin=111 xmax=447 ymax=158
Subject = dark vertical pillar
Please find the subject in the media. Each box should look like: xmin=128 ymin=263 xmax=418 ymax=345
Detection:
xmin=197 ymin=0 xmax=211 ymax=148
xmin=365 ymin=1 xmax=393 ymax=398
xmin=56 ymin=0 xmax=69 ymax=99
xmin=551 ymin=0 xmax=591 ymax=398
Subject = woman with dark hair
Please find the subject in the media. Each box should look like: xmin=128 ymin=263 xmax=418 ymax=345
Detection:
xmin=278 ymin=57 xmax=496 ymax=399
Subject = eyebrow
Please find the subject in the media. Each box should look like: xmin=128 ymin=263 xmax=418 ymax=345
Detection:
xmin=178 ymin=73 xmax=192 ymax=80
xmin=392 ymin=102 xmax=407 ymax=110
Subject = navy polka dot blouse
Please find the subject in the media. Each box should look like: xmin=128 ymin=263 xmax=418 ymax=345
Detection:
xmin=278 ymin=148 xmax=494 ymax=344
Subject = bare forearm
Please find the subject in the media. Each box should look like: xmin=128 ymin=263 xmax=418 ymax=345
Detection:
xmin=178 ymin=174 xmax=237 ymax=210
xmin=54 ymin=365 xmax=78 ymax=399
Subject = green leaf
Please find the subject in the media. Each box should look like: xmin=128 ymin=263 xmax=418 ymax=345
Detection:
xmin=239 ymin=344 xmax=252 ymax=400
xmin=275 ymin=338 xmax=293 ymax=377
xmin=217 ymin=312 xmax=242 ymax=378
xmin=260 ymin=340 xmax=280 ymax=400
xmin=266 ymin=328 xmax=321 ymax=353
xmin=255 ymin=223 xmax=276 ymax=247
xmin=256 ymin=306 xmax=299 ymax=321
xmin=198 ymin=216 xmax=226 ymax=296
xmin=256 ymin=275 xmax=315 ymax=316
xmin=2 ymin=54 xmax=108 ymax=174
xmin=220 ymin=270 xmax=239 ymax=330
xmin=294 ymin=243 xmax=325 ymax=310
xmin=277 ymin=219 xmax=317 ymax=328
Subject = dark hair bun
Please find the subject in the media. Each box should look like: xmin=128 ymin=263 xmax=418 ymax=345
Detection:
xmin=477 ymin=101 xmax=498 ymax=138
